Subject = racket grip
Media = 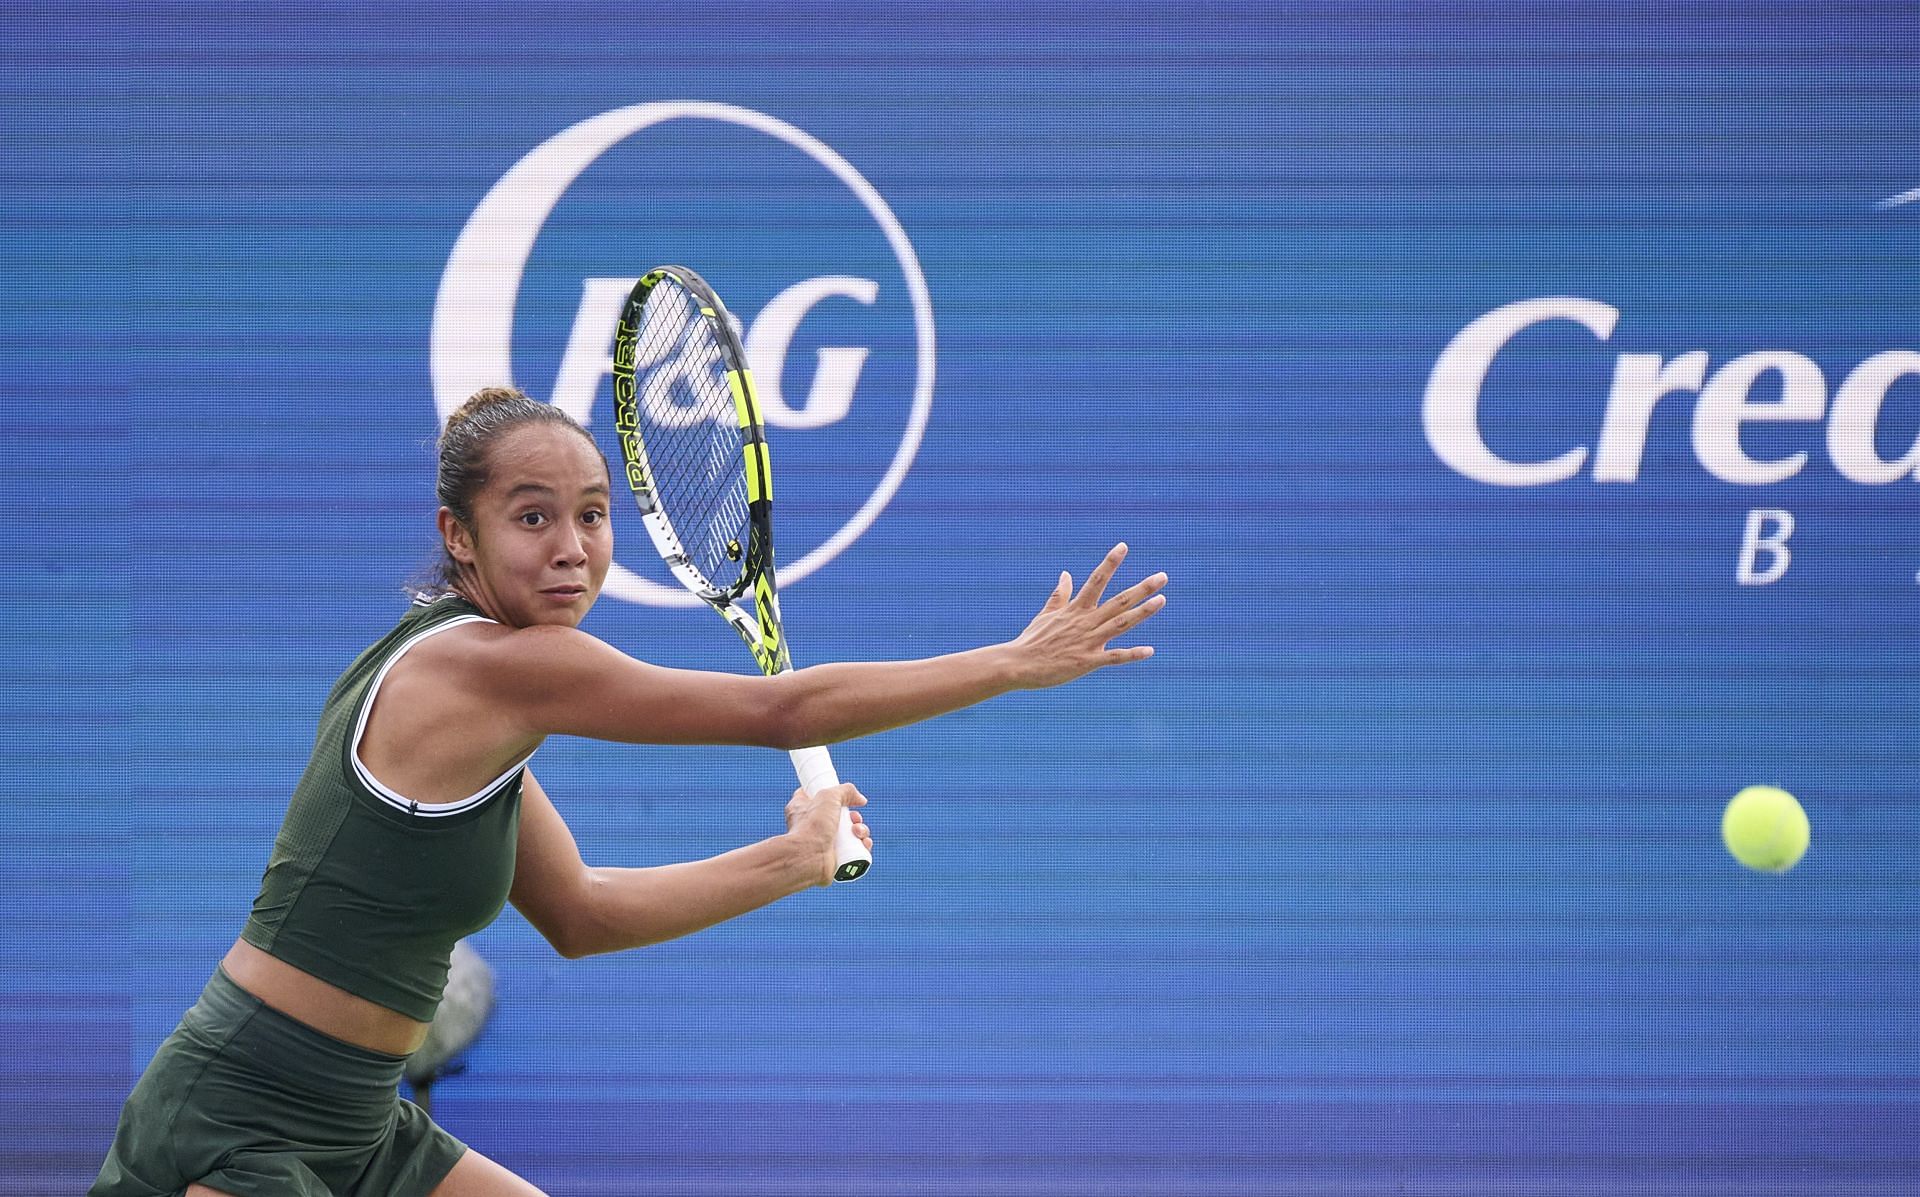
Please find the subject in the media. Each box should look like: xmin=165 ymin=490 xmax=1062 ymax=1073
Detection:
xmin=789 ymin=745 xmax=871 ymax=883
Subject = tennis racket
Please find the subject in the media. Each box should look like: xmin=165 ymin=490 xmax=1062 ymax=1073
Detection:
xmin=611 ymin=265 xmax=870 ymax=882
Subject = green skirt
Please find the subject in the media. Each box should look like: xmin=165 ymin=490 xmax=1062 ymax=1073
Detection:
xmin=91 ymin=967 xmax=467 ymax=1197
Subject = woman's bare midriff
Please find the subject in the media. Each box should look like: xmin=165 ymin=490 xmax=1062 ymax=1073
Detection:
xmin=220 ymin=938 xmax=430 ymax=1057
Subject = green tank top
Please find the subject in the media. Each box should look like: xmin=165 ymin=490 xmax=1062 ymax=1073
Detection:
xmin=241 ymin=595 xmax=529 ymax=1022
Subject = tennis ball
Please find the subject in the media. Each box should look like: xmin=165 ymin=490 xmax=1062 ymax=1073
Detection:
xmin=1720 ymin=785 xmax=1809 ymax=873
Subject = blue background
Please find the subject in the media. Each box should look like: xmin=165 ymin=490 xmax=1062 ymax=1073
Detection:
xmin=4 ymin=3 xmax=1918 ymax=1193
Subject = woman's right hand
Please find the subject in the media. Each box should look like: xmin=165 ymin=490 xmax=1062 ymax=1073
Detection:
xmin=1007 ymin=542 xmax=1167 ymax=689
xmin=784 ymin=783 xmax=872 ymax=888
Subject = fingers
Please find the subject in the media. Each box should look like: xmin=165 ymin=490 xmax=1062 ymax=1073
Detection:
xmin=788 ymin=784 xmax=875 ymax=884
xmin=1090 ymin=569 xmax=1166 ymax=656
xmin=1105 ymin=595 xmax=1165 ymax=640
xmin=845 ymin=794 xmax=871 ymax=849
xmin=1102 ymin=570 xmax=1168 ymax=615
xmin=1076 ymin=542 xmax=1128 ymax=606
xmin=1042 ymin=570 xmax=1072 ymax=612
xmin=1098 ymin=566 xmax=1163 ymax=665
xmin=787 ymin=784 xmax=868 ymax=852
xmin=1105 ymin=584 xmax=1159 ymax=626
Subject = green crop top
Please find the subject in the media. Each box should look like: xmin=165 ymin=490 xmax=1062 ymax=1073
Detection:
xmin=241 ymin=595 xmax=528 ymax=1022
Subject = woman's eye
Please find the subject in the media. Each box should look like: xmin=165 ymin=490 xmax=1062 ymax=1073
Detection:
xmin=519 ymin=511 xmax=546 ymax=527
xmin=583 ymin=509 xmax=606 ymax=526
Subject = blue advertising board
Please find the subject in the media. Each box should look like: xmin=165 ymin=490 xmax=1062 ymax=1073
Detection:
xmin=3 ymin=4 xmax=1916 ymax=1193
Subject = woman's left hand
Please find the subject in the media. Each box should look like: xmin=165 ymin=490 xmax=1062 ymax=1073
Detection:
xmin=784 ymin=783 xmax=873 ymax=887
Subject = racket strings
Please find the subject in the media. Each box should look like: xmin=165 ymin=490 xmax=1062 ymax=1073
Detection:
xmin=633 ymin=280 xmax=753 ymax=594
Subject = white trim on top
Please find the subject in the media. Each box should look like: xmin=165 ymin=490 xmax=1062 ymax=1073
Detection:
xmin=349 ymin=614 xmax=533 ymax=818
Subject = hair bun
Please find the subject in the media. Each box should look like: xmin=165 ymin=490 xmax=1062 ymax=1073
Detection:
xmin=446 ymin=385 xmax=533 ymax=431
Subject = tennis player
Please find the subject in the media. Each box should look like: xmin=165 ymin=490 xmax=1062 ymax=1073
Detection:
xmin=92 ymin=387 xmax=1167 ymax=1196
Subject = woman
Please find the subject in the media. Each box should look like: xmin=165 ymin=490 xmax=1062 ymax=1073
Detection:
xmin=94 ymin=387 xmax=1167 ymax=1196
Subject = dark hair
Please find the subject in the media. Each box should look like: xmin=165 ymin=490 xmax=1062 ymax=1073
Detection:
xmin=408 ymin=386 xmax=605 ymax=598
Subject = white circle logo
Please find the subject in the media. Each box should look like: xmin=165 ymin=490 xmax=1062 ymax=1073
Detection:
xmin=429 ymin=102 xmax=935 ymax=607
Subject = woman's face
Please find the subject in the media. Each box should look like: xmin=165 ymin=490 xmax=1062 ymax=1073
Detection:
xmin=442 ymin=423 xmax=612 ymax=628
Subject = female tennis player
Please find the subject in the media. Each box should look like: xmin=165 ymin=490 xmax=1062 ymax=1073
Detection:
xmin=92 ymin=387 xmax=1167 ymax=1197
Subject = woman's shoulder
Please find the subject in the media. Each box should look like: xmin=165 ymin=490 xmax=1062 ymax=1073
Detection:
xmin=392 ymin=605 xmax=611 ymax=688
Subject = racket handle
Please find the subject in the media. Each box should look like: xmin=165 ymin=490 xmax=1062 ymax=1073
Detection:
xmin=789 ymin=745 xmax=871 ymax=883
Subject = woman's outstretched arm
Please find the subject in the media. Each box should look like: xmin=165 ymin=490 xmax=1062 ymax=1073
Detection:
xmin=463 ymin=543 xmax=1167 ymax=751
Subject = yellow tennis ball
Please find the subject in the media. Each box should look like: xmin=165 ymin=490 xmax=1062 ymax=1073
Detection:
xmin=1721 ymin=785 xmax=1809 ymax=873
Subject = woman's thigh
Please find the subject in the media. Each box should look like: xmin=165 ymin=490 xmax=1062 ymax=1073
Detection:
xmin=428 ymin=1147 xmax=548 ymax=1197
xmin=181 ymin=1147 xmax=541 ymax=1197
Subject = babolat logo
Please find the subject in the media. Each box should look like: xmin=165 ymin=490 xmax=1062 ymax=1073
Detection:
xmin=1424 ymin=297 xmax=1919 ymax=584
xmin=429 ymin=102 xmax=935 ymax=607
xmin=611 ymin=388 xmax=647 ymax=496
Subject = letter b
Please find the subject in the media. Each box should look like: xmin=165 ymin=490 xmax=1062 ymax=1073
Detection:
xmin=1736 ymin=508 xmax=1795 ymax=586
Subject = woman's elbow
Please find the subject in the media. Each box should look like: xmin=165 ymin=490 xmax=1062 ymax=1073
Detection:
xmin=549 ymin=927 xmax=597 ymax=960
xmin=531 ymin=914 xmax=595 ymax=960
xmin=756 ymin=674 xmax=813 ymax=751
xmin=531 ymin=881 xmax=610 ymax=959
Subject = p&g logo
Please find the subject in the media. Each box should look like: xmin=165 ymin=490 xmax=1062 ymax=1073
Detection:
xmin=429 ymin=102 xmax=935 ymax=606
